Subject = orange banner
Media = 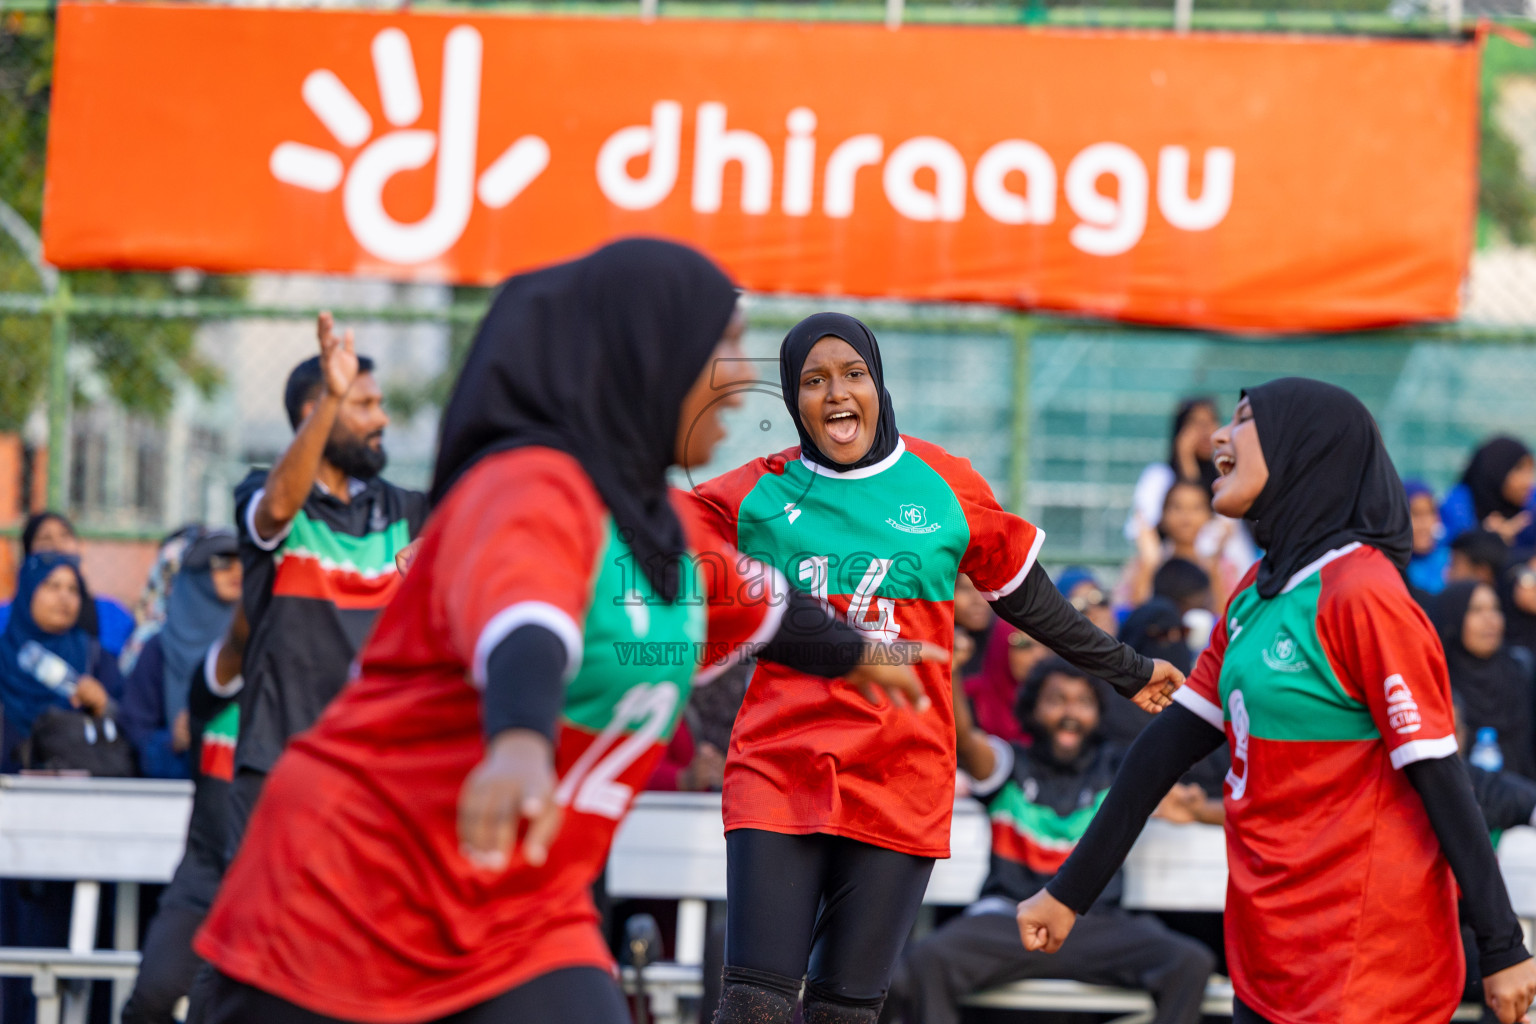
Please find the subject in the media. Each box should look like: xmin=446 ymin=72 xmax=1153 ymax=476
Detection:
xmin=43 ymin=4 xmax=1480 ymax=331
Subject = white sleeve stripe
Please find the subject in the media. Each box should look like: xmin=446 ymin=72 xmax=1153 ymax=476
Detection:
xmin=472 ymin=602 xmax=584 ymax=689
xmin=244 ymin=488 xmax=294 ymax=552
xmin=203 ymin=639 xmax=244 ymax=699
xmin=1172 ymin=686 xmax=1225 ymax=730
xmin=967 ymin=734 xmax=1015 ymax=798
xmin=696 ymin=565 xmax=789 ymax=688
xmin=1389 ymin=735 xmax=1459 ymax=769
xmin=982 ymin=528 xmax=1048 ymax=601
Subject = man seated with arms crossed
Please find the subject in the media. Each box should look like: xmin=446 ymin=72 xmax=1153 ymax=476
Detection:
xmin=882 ymin=656 xmax=1217 ymax=1024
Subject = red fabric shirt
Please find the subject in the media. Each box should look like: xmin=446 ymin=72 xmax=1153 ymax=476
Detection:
xmin=687 ymin=437 xmax=1042 ymax=858
xmin=1172 ymin=545 xmax=1463 ymax=1024
xmin=195 ymin=448 xmax=779 ymax=1022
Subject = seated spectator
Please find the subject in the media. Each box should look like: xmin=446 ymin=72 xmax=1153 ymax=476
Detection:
xmin=1442 ymin=437 xmax=1536 ymax=548
xmin=0 ymin=552 xmax=122 ymax=771
xmin=1126 ymin=396 xmax=1221 ymax=535
xmin=0 ymin=512 xmax=135 ymax=658
xmin=953 ymin=574 xmax=994 ymax=678
xmin=0 ymin=553 xmax=125 ymax=1024
xmin=1108 ymin=598 xmax=1229 ymax=801
xmin=885 ymin=658 xmax=1216 ymax=1024
xmin=1434 ymin=581 xmax=1536 ymax=780
xmin=1406 ymin=480 xmax=1450 ymax=598
xmin=1057 ymin=566 xmax=1116 ymax=636
xmin=121 ymin=531 xmax=241 ymax=779
xmin=964 ymin=623 xmax=1050 ymax=745
xmin=1449 ymin=529 xmax=1510 ymax=587
xmin=1120 ymin=481 xmax=1246 ymax=614
xmin=1151 ymin=557 xmax=1217 ymax=651
xmin=1500 ymin=554 xmax=1536 ymax=653
xmin=645 ymin=720 xmax=727 ymax=792
xmin=120 ymin=524 xmax=203 ymax=674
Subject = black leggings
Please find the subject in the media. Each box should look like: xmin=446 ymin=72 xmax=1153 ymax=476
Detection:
xmin=199 ymin=966 xmax=629 ymax=1024
xmin=121 ymin=905 xmax=207 ymax=1024
xmin=1232 ymin=995 xmax=1277 ymax=1024
xmin=724 ymin=829 xmax=935 ymax=1006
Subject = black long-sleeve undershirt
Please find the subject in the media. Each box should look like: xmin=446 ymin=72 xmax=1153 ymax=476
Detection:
xmin=1046 ymin=702 xmax=1221 ymax=913
xmin=482 ymin=589 xmax=868 ymax=742
xmin=1404 ymin=757 xmax=1530 ymax=975
xmin=1044 ymin=702 xmax=1531 ymax=976
xmin=990 ymin=562 xmax=1154 ymax=696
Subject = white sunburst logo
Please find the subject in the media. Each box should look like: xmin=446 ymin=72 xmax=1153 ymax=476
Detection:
xmin=269 ymin=25 xmax=550 ymax=266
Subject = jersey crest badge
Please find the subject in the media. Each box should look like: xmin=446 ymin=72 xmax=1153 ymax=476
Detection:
xmin=1260 ymin=631 xmax=1309 ymax=673
xmin=887 ymin=504 xmax=941 ymax=535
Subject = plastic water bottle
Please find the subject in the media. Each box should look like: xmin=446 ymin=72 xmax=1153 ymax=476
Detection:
xmin=17 ymin=640 xmax=79 ymax=699
xmin=1471 ymin=727 xmax=1504 ymax=773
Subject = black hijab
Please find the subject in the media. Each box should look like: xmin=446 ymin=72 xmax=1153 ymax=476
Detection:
xmin=430 ymin=238 xmax=738 ymax=601
xmin=1434 ymin=580 xmax=1536 ymax=778
xmin=1462 ymin=436 xmax=1532 ymax=522
xmin=1243 ymin=378 xmax=1411 ymax=599
xmin=779 ymin=313 xmax=901 ymax=472
xmin=1169 ymin=397 xmax=1220 ymax=494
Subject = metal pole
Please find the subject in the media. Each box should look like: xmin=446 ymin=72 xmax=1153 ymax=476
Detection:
xmin=885 ymin=0 xmax=904 ymax=31
xmin=47 ymin=277 xmax=71 ymax=512
xmin=1174 ymin=0 xmax=1193 ymax=32
xmin=1009 ymin=316 xmax=1034 ymax=513
xmin=640 ymin=0 xmax=658 ymax=20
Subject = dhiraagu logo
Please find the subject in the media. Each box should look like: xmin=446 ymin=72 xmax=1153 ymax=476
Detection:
xmin=269 ymin=26 xmax=550 ymax=265
xmin=1260 ymin=631 xmax=1309 ymax=674
xmin=887 ymin=504 xmax=940 ymax=535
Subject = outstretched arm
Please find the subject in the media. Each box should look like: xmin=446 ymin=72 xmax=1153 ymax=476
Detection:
xmin=1017 ymin=703 xmax=1223 ymax=950
xmin=991 ymin=562 xmax=1182 ymax=712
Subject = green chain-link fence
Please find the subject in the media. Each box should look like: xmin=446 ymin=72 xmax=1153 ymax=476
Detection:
xmin=3 ymin=2 xmax=1536 ymax=602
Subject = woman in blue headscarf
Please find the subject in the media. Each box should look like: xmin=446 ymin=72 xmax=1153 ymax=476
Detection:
xmin=120 ymin=531 xmax=242 ymax=779
xmin=0 ymin=552 xmax=125 ymax=1024
xmin=0 ymin=552 xmax=121 ymax=771
xmin=1404 ymin=480 xmax=1450 ymax=598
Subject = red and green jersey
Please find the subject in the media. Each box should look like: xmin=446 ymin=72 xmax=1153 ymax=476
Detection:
xmin=196 ymin=447 xmax=782 ymax=1023
xmin=687 ymin=437 xmax=1042 ymax=858
xmin=1172 ymin=544 xmax=1462 ymax=1024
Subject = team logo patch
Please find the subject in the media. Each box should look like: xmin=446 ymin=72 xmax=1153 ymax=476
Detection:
xmin=1384 ymin=674 xmax=1422 ymax=735
xmin=1260 ymin=631 xmax=1309 ymax=673
xmin=886 ymin=504 xmax=941 ymax=534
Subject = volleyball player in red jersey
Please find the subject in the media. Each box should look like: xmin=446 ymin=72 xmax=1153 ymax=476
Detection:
xmin=192 ymin=241 xmax=937 ymax=1024
xmin=1018 ymin=379 xmax=1536 ymax=1024
xmin=686 ymin=313 xmax=1185 ymax=1024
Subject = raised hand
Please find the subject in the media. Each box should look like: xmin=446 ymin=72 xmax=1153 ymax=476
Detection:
xmin=1016 ymin=888 xmax=1077 ymax=954
xmin=458 ymin=729 xmax=563 ymax=871
xmin=316 ymin=311 xmax=360 ymax=399
xmin=841 ymin=640 xmax=947 ymax=712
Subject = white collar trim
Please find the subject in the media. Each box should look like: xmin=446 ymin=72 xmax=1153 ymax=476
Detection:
xmin=800 ymin=438 xmax=907 ymax=480
xmin=1279 ymin=541 xmax=1363 ymax=595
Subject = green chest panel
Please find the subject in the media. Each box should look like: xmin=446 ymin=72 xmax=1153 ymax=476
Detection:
xmin=735 ymin=453 xmax=970 ymax=603
xmin=562 ymin=520 xmax=706 ymax=735
xmin=1218 ymin=576 xmax=1376 ymax=743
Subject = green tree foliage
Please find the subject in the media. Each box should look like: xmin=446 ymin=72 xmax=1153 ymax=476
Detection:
xmin=0 ymin=13 xmax=238 ymax=433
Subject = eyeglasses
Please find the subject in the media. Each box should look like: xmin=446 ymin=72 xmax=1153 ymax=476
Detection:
xmin=1069 ymin=588 xmax=1108 ymax=612
xmin=1007 ymin=632 xmax=1037 ymax=651
xmin=209 ymin=554 xmax=239 ymax=572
